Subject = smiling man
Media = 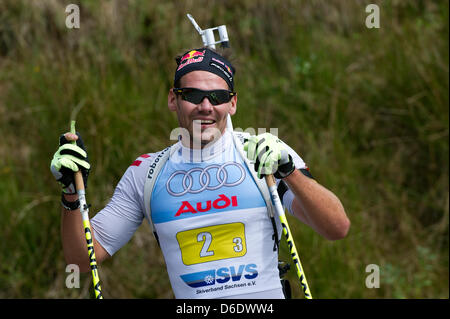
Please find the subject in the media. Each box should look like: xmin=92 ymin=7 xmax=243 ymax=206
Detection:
xmin=169 ymin=70 xmax=236 ymax=148
xmin=51 ymin=47 xmax=350 ymax=299
xmin=169 ymin=49 xmax=237 ymax=148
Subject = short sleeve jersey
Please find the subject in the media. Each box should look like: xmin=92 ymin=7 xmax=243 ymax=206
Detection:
xmin=91 ymin=130 xmax=308 ymax=299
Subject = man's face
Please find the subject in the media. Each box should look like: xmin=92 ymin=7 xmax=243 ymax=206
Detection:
xmin=168 ymin=70 xmax=237 ymax=148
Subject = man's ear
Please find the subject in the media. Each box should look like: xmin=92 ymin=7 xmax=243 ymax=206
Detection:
xmin=228 ymin=93 xmax=237 ymax=116
xmin=168 ymin=89 xmax=177 ymax=111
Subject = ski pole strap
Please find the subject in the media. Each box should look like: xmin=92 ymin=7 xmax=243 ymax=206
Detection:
xmin=61 ymin=193 xmax=80 ymax=211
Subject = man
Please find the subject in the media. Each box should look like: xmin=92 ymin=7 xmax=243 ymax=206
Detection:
xmin=51 ymin=48 xmax=350 ymax=299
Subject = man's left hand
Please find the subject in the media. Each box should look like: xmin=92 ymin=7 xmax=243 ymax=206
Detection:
xmin=243 ymin=133 xmax=295 ymax=179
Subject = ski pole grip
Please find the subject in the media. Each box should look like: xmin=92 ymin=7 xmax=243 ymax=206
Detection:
xmin=265 ymin=174 xmax=276 ymax=188
xmin=70 ymin=120 xmax=85 ymax=192
xmin=74 ymin=171 xmax=85 ymax=191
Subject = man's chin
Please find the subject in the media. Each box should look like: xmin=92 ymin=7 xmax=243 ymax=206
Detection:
xmin=194 ymin=131 xmax=222 ymax=148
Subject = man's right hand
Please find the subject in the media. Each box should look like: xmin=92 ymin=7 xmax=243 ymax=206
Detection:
xmin=50 ymin=132 xmax=90 ymax=194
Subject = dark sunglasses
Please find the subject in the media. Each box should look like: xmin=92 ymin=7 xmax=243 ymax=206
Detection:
xmin=173 ymin=87 xmax=236 ymax=105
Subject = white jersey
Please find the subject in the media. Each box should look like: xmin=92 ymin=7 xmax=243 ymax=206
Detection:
xmin=91 ymin=130 xmax=307 ymax=299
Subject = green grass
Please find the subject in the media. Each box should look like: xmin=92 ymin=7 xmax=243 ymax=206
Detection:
xmin=0 ymin=0 xmax=448 ymax=298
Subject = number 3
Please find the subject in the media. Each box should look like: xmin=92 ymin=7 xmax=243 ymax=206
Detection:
xmin=233 ymin=237 xmax=243 ymax=252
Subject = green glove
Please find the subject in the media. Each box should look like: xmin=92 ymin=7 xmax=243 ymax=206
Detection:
xmin=244 ymin=132 xmax=295 ymax=179
xmin=50 ymin=133 xmax=90 ymax=194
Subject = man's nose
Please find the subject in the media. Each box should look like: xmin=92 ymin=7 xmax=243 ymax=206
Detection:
xmin=198 ymin=96 xmax=213 ymax=112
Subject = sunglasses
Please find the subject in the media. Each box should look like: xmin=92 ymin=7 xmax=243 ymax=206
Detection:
xmin=173 ymin=87 xmax=236 ymax=105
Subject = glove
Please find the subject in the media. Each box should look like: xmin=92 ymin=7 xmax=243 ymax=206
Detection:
xmin=50 ymin=132 xmax=90 ymax=194
xmin=243 ymin=133 xmax=295 ymax=179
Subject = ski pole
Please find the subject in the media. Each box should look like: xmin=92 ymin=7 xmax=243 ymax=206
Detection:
xmin=265 ymin=174 xmax=313 ymax=299
xmin=70 ymin=120 xmax=103 ymax=299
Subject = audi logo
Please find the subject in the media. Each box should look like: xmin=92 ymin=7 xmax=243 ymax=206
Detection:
xmin=166 ymin=162 xmax=246 ymax=196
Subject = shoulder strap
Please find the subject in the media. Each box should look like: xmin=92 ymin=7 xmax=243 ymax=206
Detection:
xmin=143 ymin=145 xmax=173 ymax=237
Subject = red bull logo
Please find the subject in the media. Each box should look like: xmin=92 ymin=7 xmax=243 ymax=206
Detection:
xmin=181 ymin=50 xmax=205 ymax=61
xmin=177 ymin=50 xmax=205 ymax=71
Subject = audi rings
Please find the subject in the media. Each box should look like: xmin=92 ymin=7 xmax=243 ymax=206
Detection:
xmin=166 ymin=162 xmax=246 ymax=196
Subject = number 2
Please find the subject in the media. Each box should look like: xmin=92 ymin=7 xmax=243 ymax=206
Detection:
xmin=197 ymin=232 xmax=214 ymax=257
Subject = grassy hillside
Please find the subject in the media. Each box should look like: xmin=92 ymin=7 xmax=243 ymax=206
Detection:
xmin=0 ymin=0 xmax=448 ymax=298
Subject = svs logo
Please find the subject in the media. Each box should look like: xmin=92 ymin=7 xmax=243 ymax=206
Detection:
xmin=180 ymin=264 xmax=258 ymax=288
